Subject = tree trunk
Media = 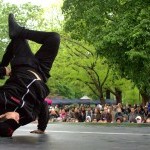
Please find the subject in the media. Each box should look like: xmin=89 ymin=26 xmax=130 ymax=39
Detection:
xmin=140 ymin=93 xmax=149 ymax=106
xmin=115 ymin=88 xmax=122 ymax=104
xmin=106 ymin=90 xmax=110 ymax=99
xmin=99 ymin=89 xmax=105 ymax=105
xmin=100 ymin=97 xmax=105 ymax=105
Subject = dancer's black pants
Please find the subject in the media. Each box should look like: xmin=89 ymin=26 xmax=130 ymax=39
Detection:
xmin=0 ymin=29 xmax=60 ymax=137
xmin=1 ymin=29 xmax=60 ymax=82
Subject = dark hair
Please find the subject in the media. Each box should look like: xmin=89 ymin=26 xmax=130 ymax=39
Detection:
xmin=116 ymin=117 xmax=123 ymax=122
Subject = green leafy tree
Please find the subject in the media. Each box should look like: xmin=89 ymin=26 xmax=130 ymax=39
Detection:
xmin=62 ymin=0 xmax=150 ymax=105
xmin=105 ymin=73 xmax=140 ymax=104
xmin=62 ymin=38 xmax=111 ymax=104
xmin=47 ymin=38 xmax=84 ymax=99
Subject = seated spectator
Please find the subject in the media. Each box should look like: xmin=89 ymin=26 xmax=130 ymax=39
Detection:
xmin=123 ymin=114 xmax=129 ymax=123
xmin=91 ymin=108 xmax=101 ymax=122
xmin=129 ymin=107 xmax=137 ymax=123
xmin=111 ymin=105 xmax=117 ymax=122
xmin=116 ymin=116 xmax=123 ymax=124
xmin=146 ymin=117 xmax=150 ymax=123
xmin=135 ymin=105 xmax=144 ymax=117
xmin=143 ymin=106 xmax=149 ymax=119
xmin=74 ymin=107 xmax=82 ymax=122
xmin=80 ymin=106 xmax=86 ymax=122
xmin=148 ymin=102 xmax=150 ymax=112
xmin=49 ymin=107 xmax=59 ymax=122
xmin=44 ymin=103 xmax=149 ymax=124
xmin=86 ymin=107 xmax=93 ymax=118
xmin=117 ymin=103 xmax=125 ymax=113
xmin=57 ymin=108 xmax=67 ymax=122
xmin=145 ymin=113 xmax=150 ymax=123
xmin=119 ymin=103 xmax=128 ymax=114
xmin=146 ymin=118 xmax=150 ymax=123
xmin=126 ymin=104 xmax=132 ymax=114
xmin=99 ymin=107 xmax=112 ymax=123
xmin=64 ymin=107 xmax=70 ymax=121
xmin=67 ymin=107 xmax=75 ymax=122
xmin=114 ymin=107 xmax=124 ymax=121
xmin=97 ymin=104 xmax=102 ymax=111
xmin=85 ymin=116 xmax=91 ymax=122
xmin=135 ymin=116 xmax=142 ymax=124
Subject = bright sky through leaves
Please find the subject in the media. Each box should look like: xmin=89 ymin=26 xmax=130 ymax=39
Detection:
xmin=3 ymin=0 xmax=62 ymax=7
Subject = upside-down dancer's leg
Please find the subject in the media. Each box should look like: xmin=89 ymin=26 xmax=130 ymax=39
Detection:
xmin=9 ymin=13 xmax=60 ymax=78
xmin=22 ymin=30 xmax=60 ymax=75
xmin=0 ymin=42 xmax=14 ymax=67
xmin=0 ymin=39 xmax=38 ymax=69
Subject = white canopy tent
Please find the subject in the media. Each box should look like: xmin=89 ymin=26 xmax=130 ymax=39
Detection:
xmin=80 ymin=95 xmax=92 ymax=100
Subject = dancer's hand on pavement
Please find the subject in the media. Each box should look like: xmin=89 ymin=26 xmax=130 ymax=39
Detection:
xmin=0 ymin=112 xmax=20 ymax=123
xmin=30 ymin=129 xmax=45 ymax=134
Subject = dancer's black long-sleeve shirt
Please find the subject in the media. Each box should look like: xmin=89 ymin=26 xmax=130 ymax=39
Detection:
xmin=0 ymin=66 xmax=49 ymax=136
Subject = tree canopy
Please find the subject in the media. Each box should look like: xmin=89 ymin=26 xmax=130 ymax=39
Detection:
xmin=0 ymin=0 xmax=144 ymax=104
xmin=62 ymin=0 xmax=150 ymax=104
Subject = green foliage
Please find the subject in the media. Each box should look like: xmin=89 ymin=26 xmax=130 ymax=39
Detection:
xmin=0 ymin=0 xmax=146 ymax=104
xmin=62 ymin=0 xmax=150 ymax=103
xmin=123 ymin=87 xmax=141 ymax=105
xmin=48 ymin=33 xmax=138 ymax=103
xmin=99 ymin=0 xmax=150 ymax=97
xmin=0 ymin=1 xmax=45 ymax=59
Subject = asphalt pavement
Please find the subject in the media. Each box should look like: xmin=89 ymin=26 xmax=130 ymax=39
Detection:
xmin=0 ymin=123 xmax=150 ymax=150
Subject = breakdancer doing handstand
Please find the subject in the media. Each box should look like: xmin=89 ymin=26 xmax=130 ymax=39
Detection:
xmin=0 ymin=13 xmax=60 ymax=137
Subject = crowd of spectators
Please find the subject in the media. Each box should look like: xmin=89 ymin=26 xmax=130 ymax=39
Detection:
xmin=48 ymin=102 xmax=150 ymax=124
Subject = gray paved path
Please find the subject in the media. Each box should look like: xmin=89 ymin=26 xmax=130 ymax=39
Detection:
xmin=0 ymin=123 xmax=150 ymax=150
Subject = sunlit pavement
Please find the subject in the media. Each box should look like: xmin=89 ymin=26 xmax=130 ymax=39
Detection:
xmin=0 ymin=123 xmax=150 ymax=150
